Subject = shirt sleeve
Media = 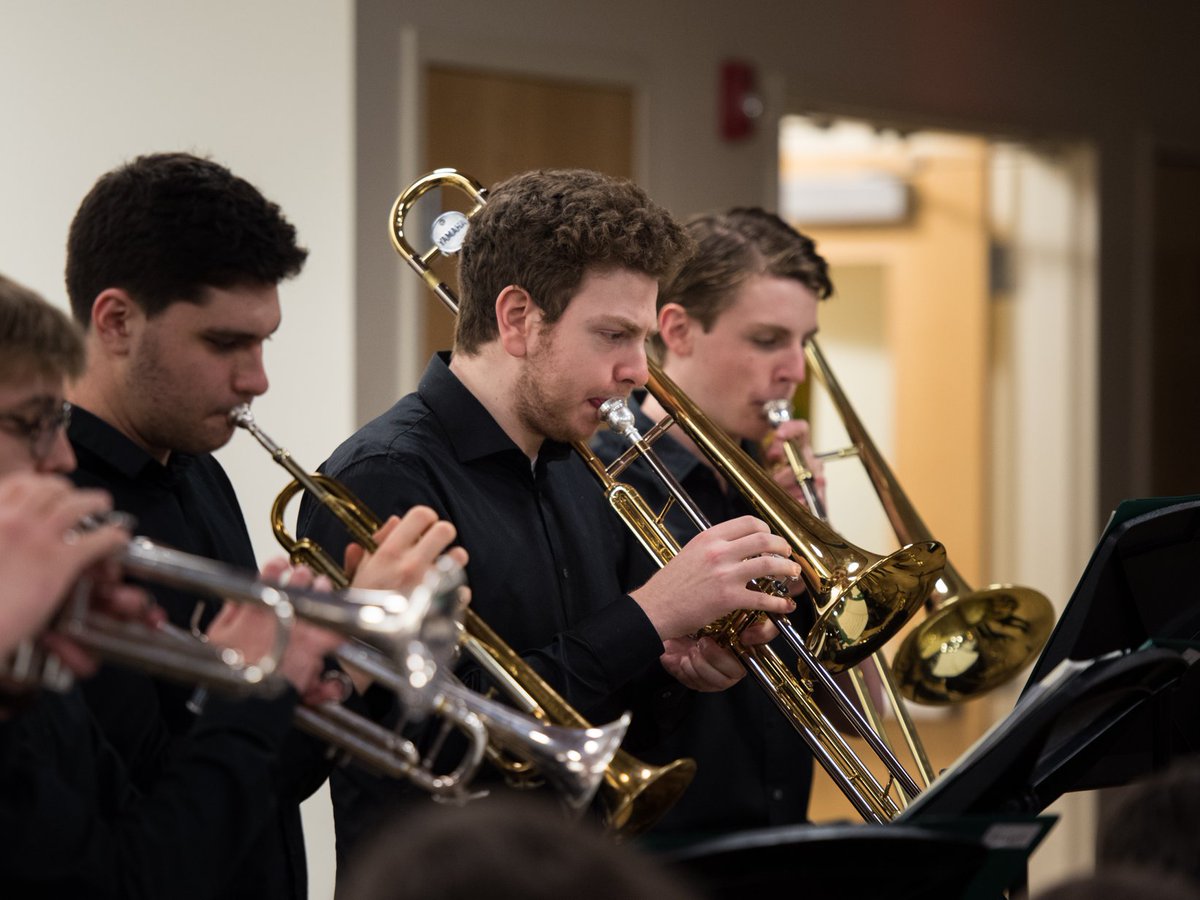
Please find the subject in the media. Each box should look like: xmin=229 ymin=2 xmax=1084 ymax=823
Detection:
xmin=299 ymin=451 xmax=668 ymax=729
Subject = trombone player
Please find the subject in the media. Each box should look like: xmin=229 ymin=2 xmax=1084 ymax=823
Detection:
xmin=299 ymin=170 xmax=803 ymax=859
xmin=591 ymin=208 xmax=834 ymax=834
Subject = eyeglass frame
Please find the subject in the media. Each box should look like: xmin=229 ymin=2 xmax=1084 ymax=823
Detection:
xmin=0 ymin=400 xmax=72 ymax=463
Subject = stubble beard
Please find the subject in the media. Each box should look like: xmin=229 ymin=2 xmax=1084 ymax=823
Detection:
xmin=127 ymin=336 xmax=231 ymax=457
xmin=513 ymin=347 xmax=596 ymax=447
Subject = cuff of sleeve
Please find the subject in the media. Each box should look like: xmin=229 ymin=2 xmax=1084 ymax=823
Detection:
xmin=572 ymin=593 xmax=664 ymax=687
xmin=197 ymin=684 xmax=299 ymax=746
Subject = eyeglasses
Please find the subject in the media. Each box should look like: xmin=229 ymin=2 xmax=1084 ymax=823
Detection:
xmin=0 ymin=400 xmax=72 ymax=462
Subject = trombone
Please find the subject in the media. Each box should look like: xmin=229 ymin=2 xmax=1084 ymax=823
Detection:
xmin=800 ymin=338 xmax=1055 ymax=705
xmin=764 ymin=399 xmax=935 ymax=791
xmin=233 ymin=406 xmax=685 ymax=829
xmin=387 ymin=168 xmax=949 ymax=822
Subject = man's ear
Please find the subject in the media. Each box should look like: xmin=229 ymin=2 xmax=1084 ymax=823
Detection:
xmin=658 ymin=303 xmax=696 ymax=358
xmin=495 ymin=285 xmax=537 ymax=358
xmin=90 ymin=289 xmax=141 ymax=355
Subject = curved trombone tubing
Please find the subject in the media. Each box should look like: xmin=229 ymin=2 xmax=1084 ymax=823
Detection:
xmin=763 ymin=399 xmax=934 ymax=791
xmin=233 ymin=406 xmax=655 ymax=823
xmin=596 ymin=400 xmax=919 ymax=821
xmin=802 ymin=339 xmax=1056 ymax=704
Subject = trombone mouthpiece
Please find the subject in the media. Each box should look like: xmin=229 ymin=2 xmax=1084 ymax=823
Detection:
xmin=762 ymin=399 xmax=793 ymax=428
xmin=598 ymin=398 xmax=637 ymax=438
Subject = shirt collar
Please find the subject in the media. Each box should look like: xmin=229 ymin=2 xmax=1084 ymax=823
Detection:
xmin=417 ymin=352 xmax=572 ymax=466
xmin=67 ymin=404 xmax=195 ymax=485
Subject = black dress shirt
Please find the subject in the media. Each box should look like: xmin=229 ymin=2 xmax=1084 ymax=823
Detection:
xmin=0 ymin=686 xmax=296 ymax=899
xmin=67 ymin=404 xmax=322 ymax=900
xmin=592 ymin=393 xmax=815 ymax=837
xmin=298 ymin=354 xmax=681 ymax=861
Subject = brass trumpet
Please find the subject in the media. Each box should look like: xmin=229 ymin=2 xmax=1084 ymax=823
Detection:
xmin=386 ymin=168 xmax=948 ymax=823
xmin=232 ymin=407 xmax=672 ymax=826
xmin=801 ymin=338 xmax=1056 ymax=705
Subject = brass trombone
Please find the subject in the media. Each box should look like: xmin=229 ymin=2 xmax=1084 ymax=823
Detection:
xmin=801 ymin=338 xmax=1055 ymax=705
xmin=233 ymin=406 xmax=687 ymax=831
xmin=387 ymin=168 xmax=949 ymax=822
xmin=764 ymin=399 xmax=935 ymax=790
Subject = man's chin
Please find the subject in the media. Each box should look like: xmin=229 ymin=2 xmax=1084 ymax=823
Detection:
xmin=177 ymin=422 xmax=237 ymax=456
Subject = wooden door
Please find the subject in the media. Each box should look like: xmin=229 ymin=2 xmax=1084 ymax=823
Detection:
xmin=421 ymin=65 xmax=634 ymax=359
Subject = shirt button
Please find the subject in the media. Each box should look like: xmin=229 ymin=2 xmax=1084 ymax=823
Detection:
xmin=561 ymin=567 xmax=569 ymax=579
xmin=771 ymin=788 xmax=785 ymax=801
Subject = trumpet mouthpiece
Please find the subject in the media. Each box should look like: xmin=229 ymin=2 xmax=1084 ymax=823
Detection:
xmin=228 ymin=404 xmax=254 ymax=428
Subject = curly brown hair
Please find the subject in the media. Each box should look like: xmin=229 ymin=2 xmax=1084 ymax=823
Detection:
xmin=0 ymin=274 xmax=85 ymax=383
xmin=455 ymin=169 xmax=692 ymax=354
xmin=652 ymin=208 xmax=832 ymax=358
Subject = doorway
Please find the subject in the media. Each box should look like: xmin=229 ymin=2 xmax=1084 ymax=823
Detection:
xmin=777 ymin=116 xmax=1099 ymax=845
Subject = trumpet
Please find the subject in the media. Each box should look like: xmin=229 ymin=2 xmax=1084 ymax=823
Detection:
xmin=232 ymin=406 xmax=657 ymax=821
xmin=800 ymin=338 xmax=1055 ymax=705
xmin=3 ymin=530 xmax=463 ymax=710
xmin=387 ymin=168 xmax=948 ymax=823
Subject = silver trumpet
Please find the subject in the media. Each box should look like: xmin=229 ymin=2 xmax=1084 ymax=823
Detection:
xmin=3 ymin=531 xmax=465 ymax=701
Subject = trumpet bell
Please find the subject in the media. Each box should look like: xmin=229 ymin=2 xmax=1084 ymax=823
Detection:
xmin=891 ymin=584 xmax=1056 ymax=704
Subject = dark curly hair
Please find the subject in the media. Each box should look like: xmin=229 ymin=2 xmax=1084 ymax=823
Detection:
xmin=455 ymin=169 xmax=693 ymax=354
xmin=652 ymin=207 xmax=831 ymax=358
xmin=65 ymin=152 xmax=308 ymax=325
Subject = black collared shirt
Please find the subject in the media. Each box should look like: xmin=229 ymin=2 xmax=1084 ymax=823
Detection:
xmin=298 ymin=354 xmax=677 ymax=858
xmin=592 ymin=393 xmax=815 ymax=837
xmin=67 ymin=404 xmax=314 ymax=900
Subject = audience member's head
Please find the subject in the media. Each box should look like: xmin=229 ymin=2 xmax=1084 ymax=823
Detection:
xmin=339 ymin=794 xmax=701 ymax=900
xmin=1038 ymin=865 xmax=1200 ymax=900
xmin=1098 ymin=757 xmax=1200 ymax=886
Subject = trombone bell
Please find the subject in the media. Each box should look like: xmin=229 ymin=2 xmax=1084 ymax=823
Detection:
xmin=891 ymin=580 xmax=1056 ymax=704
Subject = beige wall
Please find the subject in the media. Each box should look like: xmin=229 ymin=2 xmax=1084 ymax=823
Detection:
xmin=0 ymin=2 xmax=354 ymax=895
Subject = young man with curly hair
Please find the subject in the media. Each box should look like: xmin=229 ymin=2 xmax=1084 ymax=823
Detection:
xmin=300 ymin=170 xmax=802 ymax=863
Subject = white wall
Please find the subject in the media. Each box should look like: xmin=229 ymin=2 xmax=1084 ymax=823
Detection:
xmin=0 ymin=0 xmax=356 ymax=561
xmin=1 ymin=2 xmax=353 ymax=894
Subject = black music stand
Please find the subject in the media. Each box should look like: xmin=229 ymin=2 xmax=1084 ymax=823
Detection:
xmin=897 ymin=644 xmax=1192 ymax=820
xmin=1021 ymin=494 xmax=1200 ymax=791
xmin=662 ymin=818 xmax=1052 ymax=900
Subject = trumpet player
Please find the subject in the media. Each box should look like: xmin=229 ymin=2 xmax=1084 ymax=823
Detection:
xmin=57 ymin=153 xmax=464 ymax=897
xmin=591 ymin=208 xmax=832 ymax=834
xmin=0 ymin=273 xmax=351 ymax=897
xmin=299 ymin=169 xmax=803 ymax=859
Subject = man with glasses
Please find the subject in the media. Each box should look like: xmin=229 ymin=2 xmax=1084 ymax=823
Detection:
xmin=0 ymin=272 xmax=350 ymax=896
